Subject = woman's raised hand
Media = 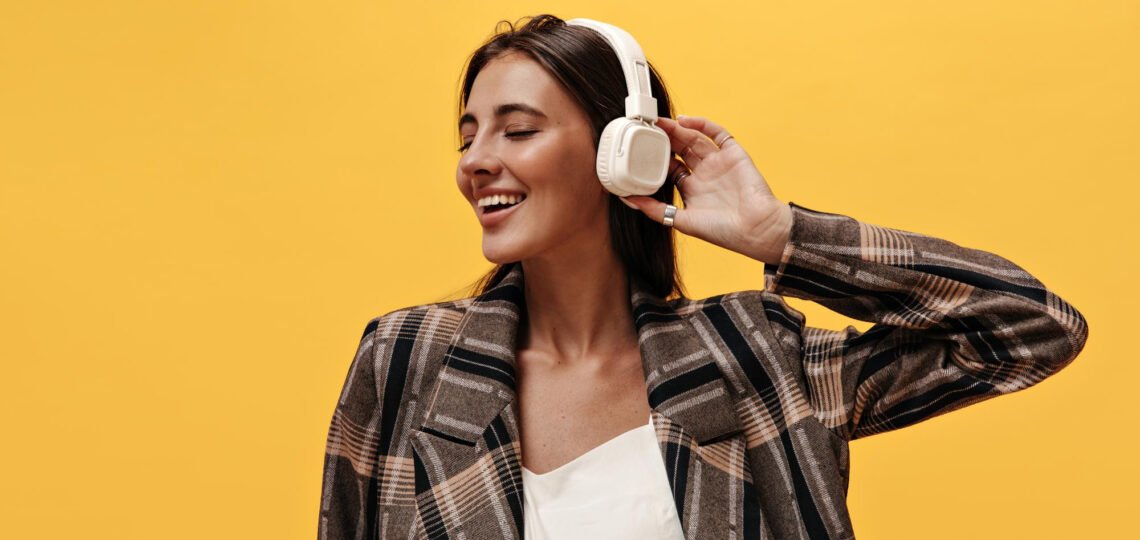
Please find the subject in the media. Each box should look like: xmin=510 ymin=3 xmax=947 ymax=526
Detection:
xmin=621 ymin=115 xmax=793 ymax=265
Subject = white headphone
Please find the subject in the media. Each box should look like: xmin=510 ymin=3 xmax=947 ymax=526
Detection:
xmin=565 ymin=18 xmax=672 ymax=197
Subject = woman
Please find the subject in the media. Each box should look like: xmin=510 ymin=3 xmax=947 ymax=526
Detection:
xmin=318 ymin=14 xmax=1089 ymax=540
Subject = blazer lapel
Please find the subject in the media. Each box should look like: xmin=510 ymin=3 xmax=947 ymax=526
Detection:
xmin=411 ymin=264 xmax=754 ymax=539
xmin=630 ymin=279 xmax=758 ymax=539
xmin=410 ymin=265 xmax=527 ymax=539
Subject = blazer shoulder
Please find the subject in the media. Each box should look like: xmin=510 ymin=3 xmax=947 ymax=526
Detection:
xmin=673 ymin=288 xmax=806 ymax=333
xmin=350 ymin=297 xmax=476 ymax=404
xmin=364 ymin=297 xmax=475 ymax=341
xmin=669 ymin=288 xmax=818 ymax=427
xmin=671 ymin=287 xmax=809 ymax=378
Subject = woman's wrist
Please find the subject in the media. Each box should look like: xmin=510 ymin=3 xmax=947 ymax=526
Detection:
xmin=740 ymin=201 xmax=793 ymax=265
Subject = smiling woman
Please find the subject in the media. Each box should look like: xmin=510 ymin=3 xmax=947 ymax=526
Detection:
xmin=317 ymin=13 xmax=1089 ymax=540
xmin=445 ymin=24 xmax=696 ymax=537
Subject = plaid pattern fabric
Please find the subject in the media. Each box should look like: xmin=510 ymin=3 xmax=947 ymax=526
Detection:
xmin=318 ymin=201 xmax=1089 ymax=539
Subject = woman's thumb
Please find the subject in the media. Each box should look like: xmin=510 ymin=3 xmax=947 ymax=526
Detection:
xmin=621 ymin=195 xmax=678 ymax=228
xmin=619 ymin=196 xmax=642 ymax=210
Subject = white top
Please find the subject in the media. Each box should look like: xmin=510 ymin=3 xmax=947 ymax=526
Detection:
xmin=521 ymin=415 xmax=686 ymax=539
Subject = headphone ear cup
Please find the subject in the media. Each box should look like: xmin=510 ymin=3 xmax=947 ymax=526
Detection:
xmin=597 ymin=119 xmax=671 ymax=197
xmin=595 ymin=119 xmax=623 ymax=195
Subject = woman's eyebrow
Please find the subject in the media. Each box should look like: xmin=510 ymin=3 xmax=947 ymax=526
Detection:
xmin=458 ymin=102 xmax=548 ymax=130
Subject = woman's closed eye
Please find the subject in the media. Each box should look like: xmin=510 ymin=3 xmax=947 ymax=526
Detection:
xmin=458 ymin=130 xmax=539 ymax=153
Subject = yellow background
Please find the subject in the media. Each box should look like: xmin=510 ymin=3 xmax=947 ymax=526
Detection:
xmin=1 ymin=1 xmax=1134 ymax=538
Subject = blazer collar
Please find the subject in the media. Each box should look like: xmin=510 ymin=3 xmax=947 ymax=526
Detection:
xmin=413 ymin=263 xmax=749 ymax=538
xmin=418 ymin=262 xmax=742 ymax=446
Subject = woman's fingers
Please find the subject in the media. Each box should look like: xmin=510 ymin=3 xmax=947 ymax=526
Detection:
xmin=678 ymin=115 xmax=737 ymax=150
xmin=667 ymin=159 xmax=691 ymax=198
xmin=620 ymin=195 xmax=687 ymax=231
xmin=656 ymin=116 xmax=719 ymax=170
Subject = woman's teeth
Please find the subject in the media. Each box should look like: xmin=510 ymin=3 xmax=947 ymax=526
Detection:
xmin=478 ymin=193 xmax=526 ymax=212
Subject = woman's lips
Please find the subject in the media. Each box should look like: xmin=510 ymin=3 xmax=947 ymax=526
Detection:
xmin=477 ymin=198 xmax=525 ymax=227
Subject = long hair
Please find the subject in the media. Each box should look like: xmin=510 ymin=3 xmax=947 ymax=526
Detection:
xmin=451 ymin=14 xmax=689 ymax=302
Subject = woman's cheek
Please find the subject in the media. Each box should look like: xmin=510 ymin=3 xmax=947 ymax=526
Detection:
xmin=454 ymin=171 xmax=471 ymax=201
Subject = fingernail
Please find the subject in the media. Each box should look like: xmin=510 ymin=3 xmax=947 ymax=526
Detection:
xmin=677 ymin=114 xmax=688 ymax=121
xmin=619 ymin=197 xmax=639 ymax=210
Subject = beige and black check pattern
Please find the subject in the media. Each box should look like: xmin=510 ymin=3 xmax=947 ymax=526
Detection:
xmin=318 ymin=201 xmax=1089 ymax=539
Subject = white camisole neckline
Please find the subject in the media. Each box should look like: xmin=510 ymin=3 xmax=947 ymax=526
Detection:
xmin=521 ymin=414 xmax=686 ymax=539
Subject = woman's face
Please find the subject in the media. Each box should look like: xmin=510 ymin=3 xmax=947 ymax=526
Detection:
xmin=456 ymin=51 xmax=610 ymax=265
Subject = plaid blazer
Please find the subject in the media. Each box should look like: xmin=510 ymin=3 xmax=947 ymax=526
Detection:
xmin=318 ymin=202 xmax=1089 ymax=539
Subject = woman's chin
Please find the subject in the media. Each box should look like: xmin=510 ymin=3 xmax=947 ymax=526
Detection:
xmin=481 ymin=242 xmax=525 ymax=265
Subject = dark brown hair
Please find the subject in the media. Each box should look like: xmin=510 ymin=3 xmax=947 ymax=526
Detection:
xmin=452 ymin=14 xmax=689 ymax=302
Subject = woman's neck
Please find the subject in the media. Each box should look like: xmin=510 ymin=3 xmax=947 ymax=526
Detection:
xmin=518 ymin=249 xmax=637 ymax=364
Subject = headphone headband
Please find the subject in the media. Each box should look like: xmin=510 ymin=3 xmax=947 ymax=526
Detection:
xmin=565 ymin=18 xmax=659 ymax=123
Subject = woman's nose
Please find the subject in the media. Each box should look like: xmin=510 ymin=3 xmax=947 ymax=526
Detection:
xmin=458 ymin=136 xmax=502 ymax=178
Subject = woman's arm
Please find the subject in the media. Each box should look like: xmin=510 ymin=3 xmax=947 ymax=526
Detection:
xmin=317 ymin=318 xmax=383 ymax=539
xmin=761 ymin=201 xmax=1089 ymax=441
xmin=620 ymin=114 xmax=1088 ymax=441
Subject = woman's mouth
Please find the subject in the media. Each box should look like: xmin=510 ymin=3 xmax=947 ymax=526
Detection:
xmin=477 ymin=194 xmax=527 ymax=227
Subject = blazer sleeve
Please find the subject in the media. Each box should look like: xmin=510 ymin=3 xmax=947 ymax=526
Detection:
xmin=762 ymin=201 xmax=1089 ymax=442
xmin=317 ymin=317 xmax=384 ymax=540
